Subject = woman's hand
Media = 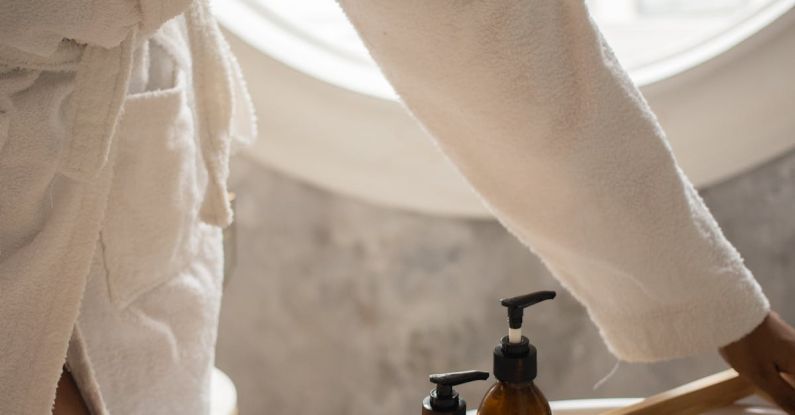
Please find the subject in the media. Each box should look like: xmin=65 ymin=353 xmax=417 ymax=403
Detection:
xmin=720 ymin=312 xmax=795 ymax=414
xmin=52 ymin=367 xmax=89 ymax=415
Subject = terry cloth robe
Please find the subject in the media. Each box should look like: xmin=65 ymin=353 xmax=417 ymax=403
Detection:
xmin=0 ymin=0 xmax=255 ymax=414
xmin=0 ymin=0 xmax=769 ymax=413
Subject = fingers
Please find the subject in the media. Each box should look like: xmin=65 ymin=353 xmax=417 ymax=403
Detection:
xmin=744 ymin=368 xmax=795 ymax=414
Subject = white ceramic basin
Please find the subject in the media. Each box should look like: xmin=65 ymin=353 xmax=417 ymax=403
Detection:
xmin=466 ymin=397 xmax=785 ymax=414
xmin=210 ymin=368 xmax=238 ymax=415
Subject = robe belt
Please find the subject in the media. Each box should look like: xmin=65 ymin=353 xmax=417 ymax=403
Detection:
xmin=57 ymin=31 xmax=136 ymax=184
xmin=185 ymin=0 xmax=237 ymax=228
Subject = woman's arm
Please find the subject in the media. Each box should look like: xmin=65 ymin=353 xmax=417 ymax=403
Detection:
xmin=335 ymin=1 xmax=795 ymax=408
xmin=336 ymin=0 xmax=795 ymax=409
xmin=335 ymin=0 xmax=771 ymax=360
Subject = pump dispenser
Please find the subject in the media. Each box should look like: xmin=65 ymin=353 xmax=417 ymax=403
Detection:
xmin=422 ymin=370 xmax=490 ymax=415
xmin=477 ymin=291 xmax=556 ymax=415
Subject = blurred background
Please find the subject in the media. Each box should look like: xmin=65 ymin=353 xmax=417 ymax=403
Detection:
xmin=211 ymin=0 xmax=795 ymax=413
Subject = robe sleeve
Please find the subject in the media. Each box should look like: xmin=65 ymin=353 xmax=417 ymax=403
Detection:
xmin=336 ymin=0 xmax=770 ymax=361
xmin=0 ymin=0 xmax=192 ymax=56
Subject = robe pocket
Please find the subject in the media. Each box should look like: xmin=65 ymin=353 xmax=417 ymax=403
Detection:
xmin=102 ymin=68 xmax=203 ymax=309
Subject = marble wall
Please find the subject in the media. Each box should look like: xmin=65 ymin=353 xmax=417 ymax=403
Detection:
xmin=216 ymin=149 xmax=795 ymax=415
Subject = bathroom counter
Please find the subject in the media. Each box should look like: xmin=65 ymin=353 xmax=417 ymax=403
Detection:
xmin=466 ymin=397 xmax=784 ymax=414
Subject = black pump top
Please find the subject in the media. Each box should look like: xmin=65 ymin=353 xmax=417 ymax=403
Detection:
xmin=501 ymin=291 xmax=556 ymax=329
xmin=493 ymin=291 xmax=556 ymax=383
xmin=422 ymin=370 xmax=489 ymax=415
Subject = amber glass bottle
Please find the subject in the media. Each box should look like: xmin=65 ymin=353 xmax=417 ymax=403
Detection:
xmin=477 ymin=291 xmax=556 ymax=415
xmin=478 ymin=379 xmax=551 ymax=415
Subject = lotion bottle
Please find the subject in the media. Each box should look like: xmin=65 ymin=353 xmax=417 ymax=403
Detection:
xmin=477 ymin=291 xmax=556 ymax=415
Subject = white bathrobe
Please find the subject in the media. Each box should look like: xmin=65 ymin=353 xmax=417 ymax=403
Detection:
xmin=0 ymin=0 xmax=770 ymax=413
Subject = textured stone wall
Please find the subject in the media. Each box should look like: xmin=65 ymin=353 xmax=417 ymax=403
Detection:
xmin=217 ymin=149 xmax=795 ymax=415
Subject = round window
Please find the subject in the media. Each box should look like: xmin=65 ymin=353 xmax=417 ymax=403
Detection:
xmin=215 ymin=0 xmax=795 ymax=216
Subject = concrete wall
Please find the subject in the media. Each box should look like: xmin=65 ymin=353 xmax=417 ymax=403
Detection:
xmin=216 ymin=148 xmax=795 ymax=415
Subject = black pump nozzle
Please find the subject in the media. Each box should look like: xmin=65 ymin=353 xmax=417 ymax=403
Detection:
xmin=500 ymin=291 xmax=557 ymax=330
xmin=422 ymin=370 xmax=489 ymax=415
xmin=492 ymin=291 xmax=556 ymax=383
